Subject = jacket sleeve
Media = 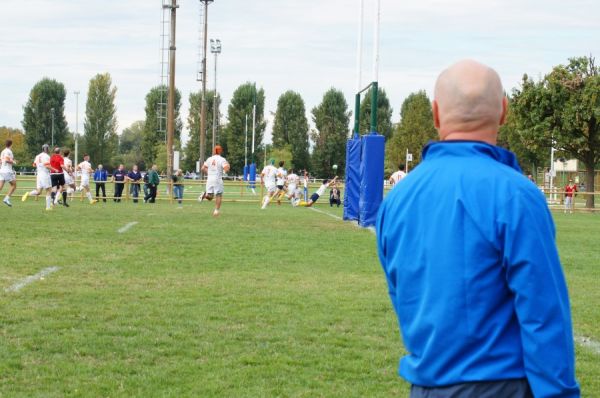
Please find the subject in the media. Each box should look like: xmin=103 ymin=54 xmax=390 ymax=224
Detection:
xmin=500 ymin=188 xmax=580 ymax=397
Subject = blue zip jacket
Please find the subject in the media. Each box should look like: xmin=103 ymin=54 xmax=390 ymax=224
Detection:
xmin=93 ymin=169 xmax=107 ymax=182
xmin=376 ymin=141 xmax=579 ymax=397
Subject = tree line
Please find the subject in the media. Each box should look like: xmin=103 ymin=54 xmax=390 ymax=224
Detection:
xmin=11 ymin=55 xmax=600 ymax=206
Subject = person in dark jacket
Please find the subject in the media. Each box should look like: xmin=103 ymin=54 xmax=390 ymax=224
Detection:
xmin=111 ymin=164 xmax=126 ymax=202
xmin=127 ymin=165 xmax=142 ymax=203
xmin=376 ymin=60 xmax=579 ymax=397
xmin=144 ymin=165 xmax=160 ymax=203
xmin=329 ymin=182 xmax=341 ymax=207
xmin=171 ymin=169 xmax=184 ymax=205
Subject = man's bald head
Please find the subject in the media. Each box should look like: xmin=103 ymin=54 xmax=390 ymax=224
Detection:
xmin=432 ymin=60 xmax=507 ymax=144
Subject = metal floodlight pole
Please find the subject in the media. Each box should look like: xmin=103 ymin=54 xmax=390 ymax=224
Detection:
xmin=199 ymin=0 xmax=213 ymax=178
xmin=370 ymin=0 xmax=381 ymax=133
xmin=354 ymin=0 xmax=364 ymax=136
xmin=166 ymin=0 xmax=179 ymax=189
xmin=210 ymin=38 xmax=221 ymax=148
xmin=50 ymin=107 xmax=55 ymax=147
xmin=74 ymin=91 xmax=80 ymax=167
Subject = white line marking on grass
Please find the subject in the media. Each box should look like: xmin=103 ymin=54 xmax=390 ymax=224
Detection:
xmin=117 ymin=221 xmax=138 ymax=234
xmin=309 ymin=207 xmax=376 ymax=234
xmin=575 ymin=334 xmax=600 ymax=355
xmin=5 ymin=267 xmax=60 ymax=293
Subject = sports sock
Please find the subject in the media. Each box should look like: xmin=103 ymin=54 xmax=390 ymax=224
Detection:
xmin=46 ymin=196 xmax=52 ymax=209
xmin=86 ymin=192 xmax=93 ymax=201
xmin=30 ymin=190 xmax=39 ymax=196
xmin=62 ymin=191 xmax=67 ymax=203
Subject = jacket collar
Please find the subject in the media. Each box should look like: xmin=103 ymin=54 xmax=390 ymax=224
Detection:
xmin=422 ymin=140 xmax=522 ymax=173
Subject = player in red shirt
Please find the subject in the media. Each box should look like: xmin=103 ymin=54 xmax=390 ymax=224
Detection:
xmin=49 ymin=147 xmax=68 ymax=207
xmin=564 ymin=179 xmax=577 ymax=214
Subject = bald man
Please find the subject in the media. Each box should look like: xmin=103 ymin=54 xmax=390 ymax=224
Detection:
xmin=376 ymin=60 xmax=579 ymax=397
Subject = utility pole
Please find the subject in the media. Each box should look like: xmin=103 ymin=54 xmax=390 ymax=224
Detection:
xmin=165 ymin=0 xmax=179 ymax=190
xmin=74 ymin=91 xmax=80 ymax=168
xmin=199 ymin=0 xmax=214 ymax=177
xmin=210 ymin=39 xmax=221 ymax=148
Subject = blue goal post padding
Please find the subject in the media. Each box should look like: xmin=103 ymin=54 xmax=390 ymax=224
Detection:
xmin=359 ymin=133 xmax=385 ymax=228
xmin=343 ymin=136 xmax=361 ymax=221
xmin=249 ymin=163 xmax=257 ymax=188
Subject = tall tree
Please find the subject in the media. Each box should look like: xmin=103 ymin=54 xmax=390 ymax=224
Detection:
xmin=83 ymin=73 xmax=118 ymax=168
xmin=359 ymin=86 xmax=394 ymax=140
xmin=221 ymin=83 xmax=266 ymax=174
xmin=272 ymin=91 xmax=310 ymax=170
xmin=117 ymin=120 xmax=146 ymax=169
xmin=385 ymin=91 xmax=437 ymax=173
xmin=141 ymin=85 xmax=182 ymax=166
xmin=0 ymin=126 xmax=27 ymax=166
xmin=311 ymin=88 xmax=351 ymax=177
xmin=22 ymin=78 xmax=69 ymax=157
xmin=511 ymin=56 xmax=600 ymax=208
xmin=184 ymin=90 xmax=220 ymax=172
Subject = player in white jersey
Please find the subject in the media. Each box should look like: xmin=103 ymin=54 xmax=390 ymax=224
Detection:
xmin=22 ymin=144 xmax=53 ymax=210
xmin=62 ymin=149 xmax=76 ymax=198
xmin=198 ymin=145 xmax=230 ymax=217
xmin=75 ymin=154 xmax=97 ymax=204
xmin=388 ymin=163 xmax=406 ymax=187
xmin=275 ymin=160 xmax=288 ymax=205
xmin=260 ymin=159 xmax=278 ymax=209
xmin=298 ymin=176 xmax=338 ymax=207
xmin=286 ymin=169 xmax=300 ymax=201
xmin=0 ymin=139 xmax=17 ymax=207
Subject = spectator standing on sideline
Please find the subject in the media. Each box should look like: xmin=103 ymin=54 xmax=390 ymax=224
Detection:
xmin=94 ymin=164 xmax=108 ymax=202
xmin=564 ymin=179 xmax=578 ymax=214
xmin=127 ymin=165 xmax=142 ymax=203
xmin=376 ymin=60 xmax=579 ymax=397
xmin=172 ymin=169 xmax=184 ymax=206
xmin=111 ymin=164 xmax=126 ymax=202
xmin=144 ymin=165 xmax=160 ymax=203
xmin=0 ymin=139 xmax=17 ymax=207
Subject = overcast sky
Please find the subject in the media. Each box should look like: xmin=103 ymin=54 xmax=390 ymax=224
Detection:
xmin=1 ymin=0 xmax=599 ymax=145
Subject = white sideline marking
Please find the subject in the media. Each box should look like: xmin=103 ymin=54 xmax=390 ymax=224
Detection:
xmin=575 ymin=334 xmax=600 ymax=356
xmin=5 ymin=267 xmax=60 ymax=293
xmin=117 ymin=221 xmax=138 ymax=234
xmin=309 ymin=207 xmax=376 ymax=234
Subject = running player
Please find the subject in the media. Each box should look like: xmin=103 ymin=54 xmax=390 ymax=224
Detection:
xmin=76 ymin=154 xmax=97 ymax=204
xmin=260 ymin=159 xmax=278 ymax=209
xmin=0 ymin=139 xmax=17 ymax=207
xmin=63 ymin=149 xmax=76 ymax=199
xmin=22 ymin=144 xmax=53 ymax=210
xmin=388 ymin=163 xmax=406 ymax=187
xmin=198 ymin=145 xmax=230 ymax=217
xmin=298 ymin=176 xmax=338 ymax=207
xmin=49 ymin=147 xmax=68 ymax=207
xmin=275 ymin=160 xmax=288 ymax=205
xmin=286 ymin=169 xmax=300 ymax=202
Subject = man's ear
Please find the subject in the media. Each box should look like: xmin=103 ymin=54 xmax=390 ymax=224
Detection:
xmin=432 ymin=100 xmax=440 ymax=129
xmin=499 ymin=96 xmax=508 ymax=126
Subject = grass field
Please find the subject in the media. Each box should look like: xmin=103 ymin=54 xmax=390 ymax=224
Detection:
xmin=1 ymin=193 xmax=599 ymax=397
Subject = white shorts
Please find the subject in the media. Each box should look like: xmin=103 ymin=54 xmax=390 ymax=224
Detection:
xmin=287 ymin=184 xmax=297 ymax=196
xmin=64 ymin=173 xmax=74 ymax=185
xmin=0 ymin=170 xmax=15 ymax=182
xmin=265 ymin=183 xmax=277 ymax=194
xmin=37 ymin=173 xmax=52 ymax=190
xmin=80 ymin=175 xmax=90 ymax=188
xmin=206 ymin=179 xmax=224 ymax=195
